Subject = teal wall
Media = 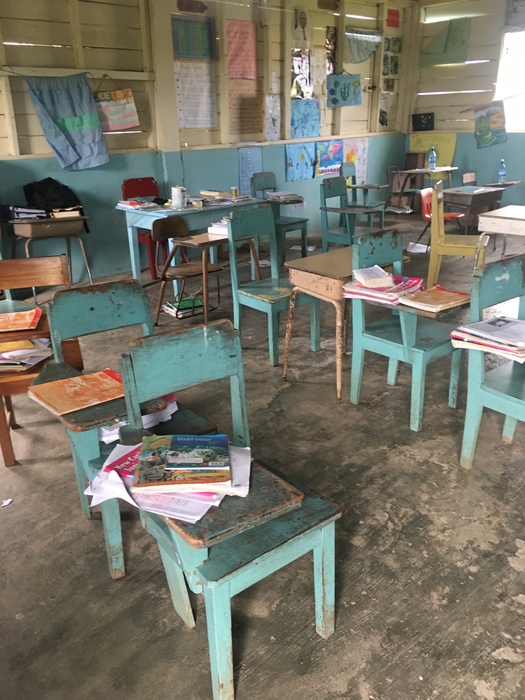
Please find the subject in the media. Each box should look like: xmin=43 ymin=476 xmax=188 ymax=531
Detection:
xmin=0 ymin=133 xmax=405 ymax=282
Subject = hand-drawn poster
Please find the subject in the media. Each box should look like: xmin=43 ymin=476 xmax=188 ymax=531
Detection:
xmin=239 ymin=147 xmax=263 ymax=195
xmin=343 ymin=137 xmax=369 ymax=184
xmin=473 ymin=101 xmax=507 ymax=148
xmin=226 ymin=20 xmax=257 ymax=80
xmin=176 ymin=62 xmax=217 ymax=128
xmin=172 ymin=16 xmax=217 ymax=60
xmin=315 ymin=140 xmax=343 ymax=175
xmin=286 ymin=143 xmax=315 ymax=181
xmin=409 ymin=132 xmax=457 ymax=166
xmin=265 ymin=95 xmax=281 ymax=141
xmin=291 ymin=99 xmax=320 ymax=138
xmin=326 ymin=74 xmax=362 ymax=108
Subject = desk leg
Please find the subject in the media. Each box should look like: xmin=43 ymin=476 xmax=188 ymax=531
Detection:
xmin=282 ymin=289 xmax=297 ymax=382
xmin=127 ymin=223 xmax=142 ymax=281
xmin=334 ymin=299 xmax=344 ymax=402
xmin=202 ymin=247 xmax=210 ymax=324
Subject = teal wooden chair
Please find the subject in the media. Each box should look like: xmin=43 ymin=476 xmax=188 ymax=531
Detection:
xmin=320 ymin=176 xmax=378 ymax=252
xmin=339 ymin=162 xmax=386 ymax=227
xmin=227 ymin=204 xmax=320 ymax=366
xmin=32 ymin=280 xmax=154 ymax=579
xmin=350 ymin=228 xmax=462 ymax=432
xmin=250 ymin=171 xmax=308 ymax=263
xmin=115 ymin=319 xmax=341 ymax=700
xmin=460 ymin=253 xmax=525 ymax=468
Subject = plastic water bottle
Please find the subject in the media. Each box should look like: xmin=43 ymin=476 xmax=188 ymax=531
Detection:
xmin=428 ymin=147 xmax=437 ymax=171
xmin=498 ymin=159 xmax=507 ymax=184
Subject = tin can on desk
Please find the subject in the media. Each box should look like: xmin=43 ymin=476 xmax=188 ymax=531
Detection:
xmin=230 ymin=187 xmax=238 ymax=198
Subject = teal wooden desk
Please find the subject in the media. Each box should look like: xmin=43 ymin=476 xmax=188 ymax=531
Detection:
xmin=117 ymin=199 xmax=260 ymax=280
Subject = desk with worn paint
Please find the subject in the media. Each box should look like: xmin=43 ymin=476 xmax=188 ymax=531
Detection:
xmin=443 ymin=186 xmax=503 ymax=235
xmin=400 ymin=166 xmax=458 ymax=192
xmin=117 ymin=199 xmax=259 ymax=281
xmin=283 ymin=248 xmax=353 ymax=401
xmin=478 ymin=205 xmax=525 ymax=243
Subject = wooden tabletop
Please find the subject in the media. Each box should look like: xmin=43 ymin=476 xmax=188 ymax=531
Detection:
xmin=285 ymin=247 xmax=353 ymax=279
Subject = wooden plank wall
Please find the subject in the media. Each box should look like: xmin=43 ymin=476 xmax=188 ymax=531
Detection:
xmin=413 ymin=0 xmax=506 ymax=132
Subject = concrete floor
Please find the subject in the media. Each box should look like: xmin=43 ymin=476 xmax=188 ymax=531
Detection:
xmin=1 ymin=216 xmax=525 ymax=700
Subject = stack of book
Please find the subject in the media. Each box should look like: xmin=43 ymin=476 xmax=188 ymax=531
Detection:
xmin=398 ymin=285 xmax=471 ymax=313
xmin=342 ymin=273 xmax=423 ymax=305
xmin=0 ymin=338 xmax=52 ymax=372
xmin=86 ymin=434 xmax=252 ymax=523
xmin=162 ymin=298 xmax=205 ymax=318
xmin=6 ymin=205 xmax=48 ymax=220
xmin=451 ymin=316 xmax=525 ymax=363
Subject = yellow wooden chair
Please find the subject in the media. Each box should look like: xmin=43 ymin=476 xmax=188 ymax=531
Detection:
xmin=427 ymin=180 xmax=486 ymax=288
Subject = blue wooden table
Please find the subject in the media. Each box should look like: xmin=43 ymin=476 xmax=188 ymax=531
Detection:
xmin=116 ymin=199 xmax=260 ymax=280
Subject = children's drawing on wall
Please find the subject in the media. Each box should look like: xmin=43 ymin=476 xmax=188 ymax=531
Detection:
xmin=326 ymin=74 xmax=362 ymax=108
xmin=343 ymin=137 xmax=369 ymax=184
xmin=391 ymin=37 xmax=403 ymax=54
xmin=326 ymin=27 xmax=337 ymax=74
xmin=291 ymin=99 xmax=320 ymax=138
xmin=379 ymin=94 xmax=388 ymax=127
xmin=473 ymin=101 xmax=507 ymax=148
xmin=293 ymin=7 xmax=310 ymax=48
xmin=291 ymin=49 xmax=313 ymax=99
xmin=285 ymin=142 xmax=316 ymax=181
xmin=315 ymin=140 xmax=343 ymax=176
xmin=389 ymin=55 xmax=399 ymax=75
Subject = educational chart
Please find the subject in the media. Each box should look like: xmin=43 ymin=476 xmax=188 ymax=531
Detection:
xmin=343 ymin=137 xmax=369 ymax=184
xmin=171 ymin=16 xmax=217 ymax=60
xmin=176 ymin=62 xmax=217 ymax=129
xmin=226 ymin=20 xmax=257 ymax=80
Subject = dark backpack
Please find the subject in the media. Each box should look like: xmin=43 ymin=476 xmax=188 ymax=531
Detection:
xmin=23 ymin=177 xmax=89 ymax=231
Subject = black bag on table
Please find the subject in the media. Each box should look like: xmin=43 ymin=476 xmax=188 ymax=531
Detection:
xmin=23 ymin=177 xmax=89 ymax=231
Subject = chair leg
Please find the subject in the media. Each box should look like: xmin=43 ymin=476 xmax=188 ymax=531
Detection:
xmin=322 ymin=236 xmax=329 ymax=253
xmin=204 ymin=584 xmax=235 ymax=700
xmin=448 ymin=349 xmax=462 ymax=409
xmin=415 ymin=222 xmax=430 ymax=245
xmin=0 ymin=396 xmax=16 ymax=467
xmin=268 ymin=311 xmax=280 ymax=366
xmin=502 ymin=416 xmax=518 ymax=443
xmin=313 ymin=521 xmax=336 ymax=639
xmin=387 ymin=358 xmax=399 ymax=386
xmin=282 ymin=290 xmax=298 ymax=381
xmin=301 ymin=224 xmax=308 ymax=258
xmin=309 ymin=298 xmax=321 ymax=353
xmin=73 ymin=236 xmax=94 ymax=285
xmin=158 ymin=543 xmax=195 ymax=629
xmin=350 ymin=345 xmax=365 ymax=404
xmin=4 ymin=395 xmax=18 ymax=429
xmin=460 ymin=400 xmax=484 ymax=469
xmin=410 ymin=356 xmax=426 ymax=432
xmin=427 ymin=250 xmax=442 ymax=289
xmin=154 ymin=280 xmax=169 ymax=325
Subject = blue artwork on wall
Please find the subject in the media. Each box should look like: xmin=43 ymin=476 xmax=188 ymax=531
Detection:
xmin=290 ymin=99 xmax=320 ymax=138
xmin=326 ymin=74 xmax=362 ymax=108
xmin=315 ymin=140 xmax=343 ymax=175
xmin=285 ymin=142 xmax=316 ymax=181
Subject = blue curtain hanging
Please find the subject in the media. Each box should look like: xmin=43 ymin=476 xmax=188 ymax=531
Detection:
xmin=25 ymin=73 xmax=109 ymax=170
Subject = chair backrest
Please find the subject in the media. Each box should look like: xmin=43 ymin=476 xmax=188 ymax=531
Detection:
xmin=430 ymin=180 xmax=445 ymax=245
xmin=339 ymin=162 xmax=358 ymax=203
xmin=470 ymin=253 xmax=525 ymax=323
xmin=250 ymin=172 xmax=277 ymax=198
xmin=122 ymin=177 xmax=159 ymax=200
xmin=150 ymin=216 xmax=189 ymax=243
xmin=463 ymin=172 xmax=477 ymax=186
xmin=121 ymin=319 xmax=250 ymax=447
xmin=0 ymin=255 xmax=71 ymax=303
xmin=46 ymin=280 xmax=153 ymax=363
xmin=352 ymin=228 xmax=404 ymax=275
xmin=227 ymin=204 xmax=280 ymax=281
xmin=320 ymin=176 xmax=350 ymax=232
xmin=387 ymin=165 xmax=400 ymax=191
xmin=420 ymin=187 xmax=433 ymax=222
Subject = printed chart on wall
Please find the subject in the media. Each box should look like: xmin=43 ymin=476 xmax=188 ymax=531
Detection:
xmin=239 ymin=147 xmax=263 ymax=195
xmin=176 ymin=62 xmax=218 ymax=129
xmin=409 ymin=133 xmax=457 ymax=168
xmin=343 ymin=138 xmax=369 ymax=184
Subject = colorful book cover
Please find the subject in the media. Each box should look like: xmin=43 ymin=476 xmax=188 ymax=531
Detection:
xmin=131 ymin=434 xmax=231 ymax=491
xmin=0 ymin=307 xmax=42 ymax=332
xmin=28 ymin=368 xmax=124 ymax=415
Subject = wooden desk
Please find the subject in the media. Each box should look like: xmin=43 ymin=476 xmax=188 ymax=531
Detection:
xmin=171 ymin=232 xmax=229 ymax=323
xmin=443 ymin=186 xmax=503 ymax=235
xmin=347 ymin=183 xmax=388 ymax=207
xmin=0 ymin=301 xmax=82 ymax=466
xmin=400 ymin=166 xmax=457 ymax=192
xmin=117 ymin=199 xmax=259 ymax=281
xmin=283 ymin=248 xmax=353 ymax=401
xmin=478 ymin=205 xmax=525 ymax=237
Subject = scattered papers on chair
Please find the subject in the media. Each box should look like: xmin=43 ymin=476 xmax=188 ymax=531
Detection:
xmin=353 ymin=265 xmax=394 ymax=289
xmin=131 ymin=434 xmax=231 ymax=491
xmin=451 ymin=317 xmax=525 ymax=362
xmin=398 ymin=285 xmax=470 ymax=313
xmin=0 ymin=307 xmax=42 ymax=333
xmin=28 ymin=368 xmax=124 ymax=415
xmin=407 ymin=242 xmax=430 ymax=254
xmin=98 ymin=392 xmax=178 ymax=443
xmin=342 ymin=275 xmax=423 ymax=305
xmin=85 ymin=441 xmax=252 ymax=522
xmin=0 ymin=337 xmax=52 ymax=372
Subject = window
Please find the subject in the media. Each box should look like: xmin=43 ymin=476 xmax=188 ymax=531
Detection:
xmin=495 ymin=31 xmax=525 ymax=132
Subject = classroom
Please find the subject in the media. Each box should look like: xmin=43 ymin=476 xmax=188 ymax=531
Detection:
xmin=1 ymin=1 xmax=525 ymax=698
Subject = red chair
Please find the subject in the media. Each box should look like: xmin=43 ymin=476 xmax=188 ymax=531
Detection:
xmin=416 ymin=187 xmax=464 ymax=244
xmin=121 ymin=177 xmax=168 ymax=280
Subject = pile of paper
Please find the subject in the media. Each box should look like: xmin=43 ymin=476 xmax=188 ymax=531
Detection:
xmin=0 ymin=338 xmax=52 ymax=372
xmin=98 ymin=394 xmax=178 ymax=443
xmin=451 ymin=316 xmax=525 ymax=363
